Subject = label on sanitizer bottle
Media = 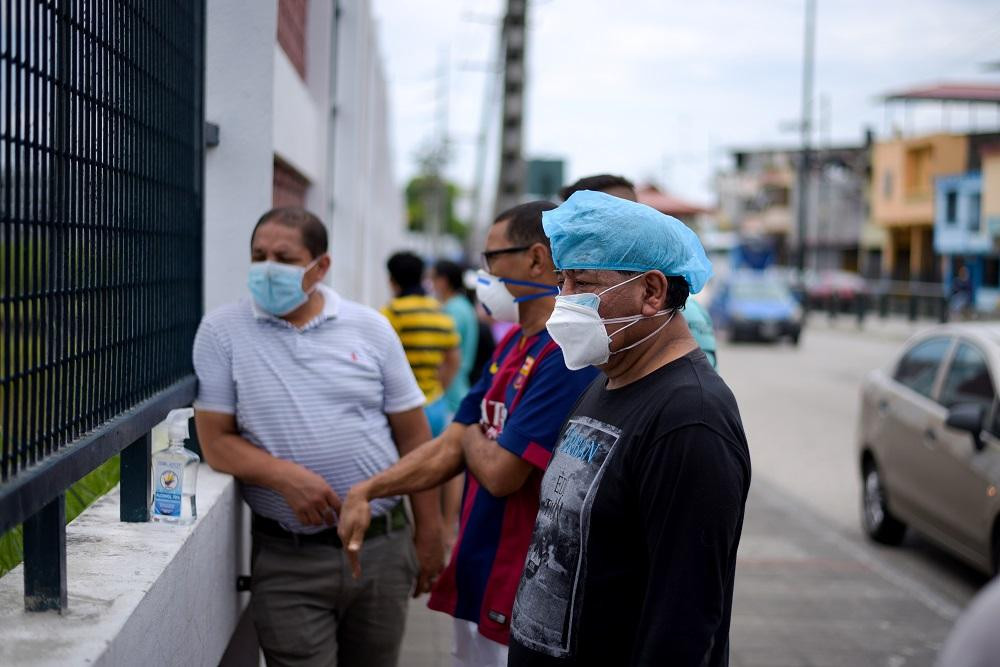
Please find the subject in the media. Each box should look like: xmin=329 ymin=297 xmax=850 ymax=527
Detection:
xmin=152 ymin=461 xmax=184 ymax=517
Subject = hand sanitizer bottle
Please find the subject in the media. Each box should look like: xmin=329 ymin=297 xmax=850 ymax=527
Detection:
xmin=151 ymin=408 xmax=200 ymax=524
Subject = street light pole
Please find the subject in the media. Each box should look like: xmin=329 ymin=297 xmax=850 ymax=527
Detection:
xmin=795 ymin=0 xmax=816 ymax=277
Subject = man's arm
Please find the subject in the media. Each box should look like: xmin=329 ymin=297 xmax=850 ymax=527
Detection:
xmin=461 ymin=426 xmax=533 ymax=497
xmin=194 ymin=410 xmax=341 ymax=527
xmin=339 ymin=421 xmax=469 ymax=576
xmin=386 ymin=406 xmax=446 ymax=596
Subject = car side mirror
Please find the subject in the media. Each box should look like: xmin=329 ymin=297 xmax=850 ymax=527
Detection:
xmin=946 ymin=403 xmax=987 ymax=452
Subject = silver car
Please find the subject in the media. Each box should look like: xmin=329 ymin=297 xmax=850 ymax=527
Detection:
xmin=858 ymin=323 xmax=1000 ymax=575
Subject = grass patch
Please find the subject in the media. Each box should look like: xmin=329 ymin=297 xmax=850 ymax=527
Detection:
xmin=0 ymin=456 xmax=121 ymax=578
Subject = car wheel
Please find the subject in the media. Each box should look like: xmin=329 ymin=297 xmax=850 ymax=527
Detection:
xmin=861 ymin=461 xmax=906 ymax=545
xmin=789 ymin=332 xmax=801 ymax=346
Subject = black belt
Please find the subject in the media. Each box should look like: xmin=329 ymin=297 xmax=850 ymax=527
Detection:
xmin=252 ymin=503 xmax=408 ymax=548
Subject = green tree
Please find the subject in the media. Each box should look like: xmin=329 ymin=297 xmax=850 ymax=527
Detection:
xmin=405 ymin=176 xmax=469 ymax=241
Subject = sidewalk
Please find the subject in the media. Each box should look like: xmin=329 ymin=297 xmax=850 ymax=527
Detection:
xmin=398 ymin=479 xmax=959 ymax=666
xmin=806 ymin=311 xmax=940 ymax=343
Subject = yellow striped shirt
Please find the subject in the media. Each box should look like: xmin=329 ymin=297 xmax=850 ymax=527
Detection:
xmin=382 ymin=294 xmax=460 ymax=402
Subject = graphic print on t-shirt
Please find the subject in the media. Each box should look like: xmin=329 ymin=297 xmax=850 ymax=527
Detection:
xmin=510 ymin=416 xmax=621 ymax=658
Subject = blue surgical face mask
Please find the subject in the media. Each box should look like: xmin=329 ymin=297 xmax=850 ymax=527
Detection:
xmin=248 ymin=257 xmax=322 ymax=316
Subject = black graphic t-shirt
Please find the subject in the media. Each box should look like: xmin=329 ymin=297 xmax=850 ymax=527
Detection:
xmin=509 ymin=350 xmax=751 ymax=667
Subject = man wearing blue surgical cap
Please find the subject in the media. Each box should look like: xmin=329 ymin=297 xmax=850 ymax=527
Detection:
xmin=558 ymin=175 xmax=719 ymax=367
xmin=509 ymin=191 xmax=751 ymax=667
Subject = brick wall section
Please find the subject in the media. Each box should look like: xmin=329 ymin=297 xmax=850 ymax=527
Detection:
xmin=272 ymin=158 xmax=310 ymax=208
xmin=277 ymin=0 xmax=308 ymax=79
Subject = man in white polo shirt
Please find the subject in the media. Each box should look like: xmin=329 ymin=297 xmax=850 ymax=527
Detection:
xmin=193 ymin=207 xmax=444 ymax=667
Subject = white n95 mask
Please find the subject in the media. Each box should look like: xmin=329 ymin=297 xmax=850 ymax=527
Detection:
xmin=545 ymin=273 xmax=675 ymax=370
xmin=475 ymin=269 xmax=557 ymax=323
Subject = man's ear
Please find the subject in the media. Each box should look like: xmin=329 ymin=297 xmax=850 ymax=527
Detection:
xmin=640 ymin=271 xmax=669 ymax=316
xmin=311 ymin=254 xmax=332 ymax=284
xmin=527 ymin=242 xmax=551 ymax=278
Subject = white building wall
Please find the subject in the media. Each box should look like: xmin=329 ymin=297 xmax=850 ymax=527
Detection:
xmin=204 ymin=0 xmax=405 ymax=312
xmin=272 ymin=46 xmax=323 ymax=183
xmin=328 ymin=0 xmax=406 ymax=308
xmin=203 ymin=0 xmax=278 ymax=312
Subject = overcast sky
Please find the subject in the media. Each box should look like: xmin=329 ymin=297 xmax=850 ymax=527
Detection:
xmin=371 ymin=0 xmax=1000 ymax=207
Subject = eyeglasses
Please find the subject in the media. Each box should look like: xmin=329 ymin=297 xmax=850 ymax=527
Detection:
xmin=480 ymin=245 xmax=530 ymax=271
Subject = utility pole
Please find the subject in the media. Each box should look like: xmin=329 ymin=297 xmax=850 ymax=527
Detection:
xmin=494 ymin=0 xmax=527 ymax=216
xmin=422 ymin=50 xmax=450 ymax=259
xmin=795 ymin=0 xmax=816 ymax=277
xmin=817 ymin=93 xmax=831 ymax=270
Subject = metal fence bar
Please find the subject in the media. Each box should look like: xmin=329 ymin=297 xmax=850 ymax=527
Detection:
xmin=0 ymin=375 xmax=196 ymax=535
xmin=22 ymin=493 xmax=66 ymax=611
xmin=1 ymin=0 xmax=205 ymax=611
xmin=120 ymin=431 xmax=150 ymax=522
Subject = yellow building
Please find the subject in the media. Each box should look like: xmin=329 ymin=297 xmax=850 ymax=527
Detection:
xmin=984 ymin=148 xmax=1000 ymax=236
xmin=870 ymin=133 xmax=969 ymax=280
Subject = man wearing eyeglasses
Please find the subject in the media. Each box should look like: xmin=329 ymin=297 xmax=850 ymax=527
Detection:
xmin=337 ymin=201 xmax=599 ymax=667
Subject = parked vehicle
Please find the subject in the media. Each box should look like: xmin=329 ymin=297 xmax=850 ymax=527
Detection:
xmin=806 ymin=270 xmax=868 ymax=303
xmin=709 ymin=274 xmax=803 ymax=344
xmin=857 ymin=323 xmax=1000 ymax=576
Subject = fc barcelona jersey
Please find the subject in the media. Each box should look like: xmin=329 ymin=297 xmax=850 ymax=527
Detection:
xmin=427 ymin=326 xmax=599 ymax=645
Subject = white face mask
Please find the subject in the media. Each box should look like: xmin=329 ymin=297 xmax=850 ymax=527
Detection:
xmin=475 ymin=269 xmax=557 ymax=323
xmin=546 ymin=273 xmax=675 ymax=370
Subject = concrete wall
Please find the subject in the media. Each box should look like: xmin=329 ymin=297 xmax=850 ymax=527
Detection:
xmin=0 ymin=470 xmax=250 ymax=666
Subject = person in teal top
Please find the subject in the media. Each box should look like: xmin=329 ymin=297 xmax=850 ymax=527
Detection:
xmin=681 ymin=297 xmax=717 ymax=368
xmin=559 ymin=174 xmax=719 ymax=368
xmin=432 ymin=260 xmax=480 ymax=413
xmin=431 ymin=259 xmax=480 ymax=551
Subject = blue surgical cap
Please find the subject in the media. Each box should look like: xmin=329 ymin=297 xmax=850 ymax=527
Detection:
xmin=542 ymin=190 xmax=713 ymax=294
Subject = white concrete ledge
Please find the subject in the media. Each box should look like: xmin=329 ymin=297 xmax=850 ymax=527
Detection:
xmin=0 ymin=466 xmax=249 ymax=666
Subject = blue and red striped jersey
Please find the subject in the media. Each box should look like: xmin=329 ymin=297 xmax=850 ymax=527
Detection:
xmin=428 ymin=326 xmax=600 ymax=645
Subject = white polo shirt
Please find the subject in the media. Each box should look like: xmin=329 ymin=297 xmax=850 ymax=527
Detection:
xmin=192 ymin=284 xmax=426 ymax=533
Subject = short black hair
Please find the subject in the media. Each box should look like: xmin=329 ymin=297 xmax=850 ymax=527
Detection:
xmin=433 ymin=259 xmax=465 ymax=292
xmin=494 ymin=200 xmax=557 ymax=248
xmin=559 ymin=174 xmax=635 ymax=201
xmin=616 ymin=270 xmax=689 ymax=310
xmin=665 ymin=276 xmax=690 ymax=310
xmin=252 ymin=207 xmax=328 ymax=258
xmin=387 ymin=251 xmax=425 ymax=290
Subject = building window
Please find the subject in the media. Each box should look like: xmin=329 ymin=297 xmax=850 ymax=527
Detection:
xmin=277 ymin=0 xmax=308 ymax=80
xmin=945 ymin=190 xmax=958 ymax=224
xmin=882 ymin=172 xmax=893 ymax=199
xmin=273 ymin=158 xmax=310 ymax=208
xmin=969 ymin=193 xmax=982 ymax=231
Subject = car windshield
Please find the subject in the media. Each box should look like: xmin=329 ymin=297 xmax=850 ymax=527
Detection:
xmin=731 ymin=282 xmax=789 ymax=301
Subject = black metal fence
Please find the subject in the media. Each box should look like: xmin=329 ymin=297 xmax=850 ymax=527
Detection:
xmin=1 ymin=0 xmax=204 ymax=610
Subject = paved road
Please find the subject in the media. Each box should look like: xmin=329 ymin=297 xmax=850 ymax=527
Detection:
xmin=400 ymin=317 xmax=992 ymax=666
xmin=723 ymin=319 xmax=988 ymax=606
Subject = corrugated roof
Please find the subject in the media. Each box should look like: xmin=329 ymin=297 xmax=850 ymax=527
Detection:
xmin=636 ymin=185 xmax=712 ymax=217
xmin=882 ymin=83 xmax=1000 ymax=103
